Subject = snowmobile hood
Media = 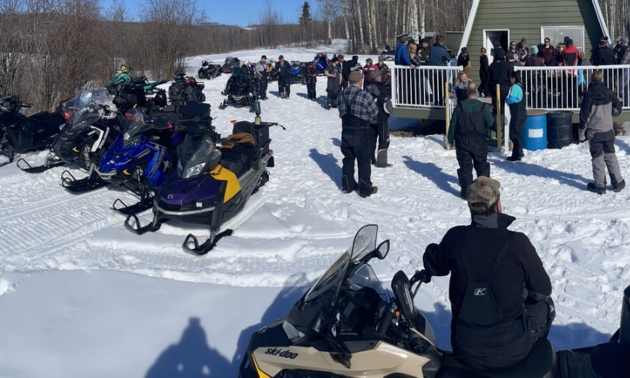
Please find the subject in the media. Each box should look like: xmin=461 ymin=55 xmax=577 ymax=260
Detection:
xmin=158 ymin=173 xmax=221 ymax=207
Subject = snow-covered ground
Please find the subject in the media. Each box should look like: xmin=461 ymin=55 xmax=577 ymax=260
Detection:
xmin=1 ymin=41 xmax=628 ymax=377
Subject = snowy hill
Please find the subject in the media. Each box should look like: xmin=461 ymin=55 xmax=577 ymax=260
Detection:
xmin=0 ymin=41 xmax=629 ymax=377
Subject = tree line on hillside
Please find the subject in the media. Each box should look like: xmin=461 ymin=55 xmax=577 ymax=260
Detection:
xmin=0 ymin=0 xmax=628 ymax=112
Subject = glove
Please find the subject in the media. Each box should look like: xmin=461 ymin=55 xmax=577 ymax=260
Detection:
xmin=418 ymin=270 xmax=432 ymax=283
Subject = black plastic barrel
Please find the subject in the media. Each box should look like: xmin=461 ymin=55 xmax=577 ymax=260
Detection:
xmin=546 ymin=111 xmax=573 ymax=149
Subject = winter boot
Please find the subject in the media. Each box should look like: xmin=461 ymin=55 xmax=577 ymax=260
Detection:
xmin=613 ymin=179 xmax=626 ymax=193
xmin=587 ymin=183 xmax=606 ymax=195
xmin=359 ymin=186 xmax=378 ymax=198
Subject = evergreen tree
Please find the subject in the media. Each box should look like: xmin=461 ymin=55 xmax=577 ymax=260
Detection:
xmin=298 ymin=1 xmax=312 ymax=27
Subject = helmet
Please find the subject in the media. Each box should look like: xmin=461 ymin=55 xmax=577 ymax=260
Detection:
xmin=120 ymin=65 xmax=128 ymax=74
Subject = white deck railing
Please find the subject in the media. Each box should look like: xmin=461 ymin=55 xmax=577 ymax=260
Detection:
xmin=514 ymin=65 xmax=630 ymax=111
xmin=391 ymin=64 xmax=630 ymax=111
xmin=391 ymin=65 xmax=463 ymax=109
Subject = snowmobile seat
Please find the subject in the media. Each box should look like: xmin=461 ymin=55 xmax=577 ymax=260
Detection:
xmin=436 ymin=338 xmax=556 ymax=378
xmin=219 ymin=132 xmax=257 ymax=177
xmin=233 ymin=121 xmax=270 ymax=155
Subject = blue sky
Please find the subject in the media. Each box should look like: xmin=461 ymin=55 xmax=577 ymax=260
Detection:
xmin=99 ymin=0 xmax=310 ymax=26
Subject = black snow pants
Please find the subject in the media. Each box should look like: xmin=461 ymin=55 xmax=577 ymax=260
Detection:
xmin=278 ymin=75 xmax=290 ymax=97
xmin=341 ymin=128 xmax=373 ymax=195
xmin=455 ymin=136 xmax=490 ymax=198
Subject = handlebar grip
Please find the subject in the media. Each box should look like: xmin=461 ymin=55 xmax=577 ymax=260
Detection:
xmin=377 ymin=304 xmax=396 ymax=336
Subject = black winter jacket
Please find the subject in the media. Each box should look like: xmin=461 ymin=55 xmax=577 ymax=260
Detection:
xmin=423 ymin=212 xmax=551 ymax=347
xmin=276 ymin=61 xmax=292 ymax=77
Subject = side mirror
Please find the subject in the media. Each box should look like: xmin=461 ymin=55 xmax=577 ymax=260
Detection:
xmin=376 ymin=240 xmax=390 ymax=259
xmin=253 ymin=100 xmax=261 ymax=117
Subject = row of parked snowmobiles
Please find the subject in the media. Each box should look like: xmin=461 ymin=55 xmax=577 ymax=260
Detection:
xmin=2 ymin=71 xmax=284 ymax=254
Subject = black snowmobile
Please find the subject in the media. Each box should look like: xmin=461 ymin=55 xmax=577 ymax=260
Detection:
xmin=221 ymin=56 xmax=240 ymax=74
xmin=17 ymin=90 xmax=120 ymax=176
xmin=218 ymin=66 xmax=258 ymax=111
xmin=124 ymin=101 xmax=284 ymax=255
xmin=0 ymin=95 xmax=66 ymax=168
xmin=198 ymin=60 xmax=221 ymax=80
xmin=239 ymin=224 xmax=630 ymax=378
xmin=168 ymin=73 xmax=206 ymax=105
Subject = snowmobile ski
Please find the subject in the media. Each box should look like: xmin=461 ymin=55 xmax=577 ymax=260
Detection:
xmin=124 ymin=212 xmax=167 ymax=235
xmin=182 ymin=229 xmax=233 ymax=255
xmin=61 ymin=169 xmax=109 ymax=193
xmin=112 ymin=196 xmax=155 ymax=216
xmin=16 ymin=156 xmax=65 ymax=173
xmin=0 ymin=148 xmax=15 ymax=168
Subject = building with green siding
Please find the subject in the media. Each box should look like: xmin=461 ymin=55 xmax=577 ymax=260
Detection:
xmin=460 ymin=0 xmax=610 ymax=85
xmin=392 ymin=0 xmax=623 ymax=122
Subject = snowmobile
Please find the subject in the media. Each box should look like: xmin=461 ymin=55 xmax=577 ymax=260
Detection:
xmin=239 ymin=224 xmax=630 ymax=378
xmin=289 ymin=61 xmax=307 ymax=85
xmin=124 ymin=101 xmax=284 ymax=255
xmin=198 ymin=60 xmax=221 ymax=80
xmin=168 ymin=74 xmax=206 ymax=105
xmin=92 ymin=103 xmax=209 ymax=214
xmin=113 ymin=76 xmax=168 ymax=114
xmin=17 ymin=90 xmax=119 ymax=174
xmin=313 ymin=52 xmax=329 ymax=75
xmin=221 ymin=56 xmax=240 ymax=74
xmin=0 ymin=95 xmax=66 ymax=168
xmin=218 ymin=68 xmax=258 ymax=111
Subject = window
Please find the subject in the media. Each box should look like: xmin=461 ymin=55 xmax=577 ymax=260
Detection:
xmin=542 ymin=26 xmax=585 ymax=51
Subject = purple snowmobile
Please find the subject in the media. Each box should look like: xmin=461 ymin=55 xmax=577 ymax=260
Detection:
xmin=124 ymin=101 xmax=284 ymax=255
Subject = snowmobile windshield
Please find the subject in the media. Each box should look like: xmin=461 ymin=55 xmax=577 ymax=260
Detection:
xmin=304 ymin=225 xmax=378 ymax=303
xmin=66 ymin=89 xmax=109 ymax=131
xmin=350 ymin=224 xmax=377 ymax=262
xmin=348 ymin=264 xmax=387 ymax=301
xmin=178 ymin=134 xmax=221 ymax=179
xmin=304 ymin=251 xmax=351 ymax=303
xmin=121 ymin=109 xmax=149 ymax=146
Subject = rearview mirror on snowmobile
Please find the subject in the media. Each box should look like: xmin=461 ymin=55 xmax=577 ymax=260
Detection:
xmin=376 ymin=240 xmax=390 ymax=259
xmin=253 ymin=100 xmax=261 ymax=117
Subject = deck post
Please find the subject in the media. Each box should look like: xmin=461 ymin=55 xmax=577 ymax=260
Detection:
xmin=445 ymin=82 xmax=451 ymax=150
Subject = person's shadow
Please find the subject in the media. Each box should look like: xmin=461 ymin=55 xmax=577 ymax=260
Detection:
xmin=231 ymin=275 xmax=311 ymax=370
xmin=145 ymin=317 xmax=230 ymax=378
xmin=309 ymin=148 xmax=342 ymax=189
xmin=490 ymin=157 xmax=587 ymax=190
xmin=402 ymin=155 xmax=460 ymax=198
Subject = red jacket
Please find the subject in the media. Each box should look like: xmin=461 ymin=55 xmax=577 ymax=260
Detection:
xmin=562 ymin=45 xmax=579 ymax=76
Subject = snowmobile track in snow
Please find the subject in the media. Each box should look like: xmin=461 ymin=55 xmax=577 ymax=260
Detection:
xmin=0 ymin=188 xmax=120 ymax=264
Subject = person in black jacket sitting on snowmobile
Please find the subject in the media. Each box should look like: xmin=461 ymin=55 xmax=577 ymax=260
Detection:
xmin=421 ymin=176 xmax=555 ymax=370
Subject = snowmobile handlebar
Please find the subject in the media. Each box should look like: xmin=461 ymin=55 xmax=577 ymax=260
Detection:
xmin=409 ymin=270 xmax=431 ymax=299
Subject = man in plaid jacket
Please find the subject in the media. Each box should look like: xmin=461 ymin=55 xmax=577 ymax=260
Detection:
xmin=337 ymin=71 xmax=379 ymax=198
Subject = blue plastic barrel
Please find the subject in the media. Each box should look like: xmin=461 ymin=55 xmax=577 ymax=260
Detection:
xmin=522 ymin=109 xmax=548 ymax=151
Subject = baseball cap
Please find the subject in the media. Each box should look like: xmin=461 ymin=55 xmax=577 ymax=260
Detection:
xmin=348 ymin=70 xmax=364 ymax=84
xmin=466 ymin=176 xmax=501 ymax=214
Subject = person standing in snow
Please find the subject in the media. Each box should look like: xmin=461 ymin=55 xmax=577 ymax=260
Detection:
xmin=305 ymin=61 xmax=317 ymax=101
xmin=579 ymin=70 xmax=625 ymax=194
xmin=505 ymin=71 xmax=527 ymax=161
xmin=255 ymin=55 xmax=269 ymax=100
xmin=366 ymin=70 xmax=393 ymax=168
xmin=447 ymin=82 xmax=494 ymax=198
xmin=275 ymin=55 xmax=292 ymax=99
xmin=325 ymin=57 xmax=343 ymax=109
xmin=421 ymin=176 xmax=554 ymax=370
xmin=337 ymin=71 xmax=379 ymax=197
